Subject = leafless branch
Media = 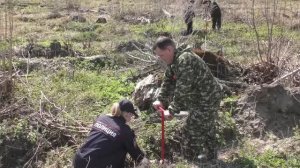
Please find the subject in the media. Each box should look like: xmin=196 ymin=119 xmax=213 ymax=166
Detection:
xmin=252 ymin=0 xmax=263 ymax=62
xmin=270 ymin=68 xmax=300 ymax=86
xmin=125 ymin=53 xmax=156 ymax=63
xmin=23 ymin=140 xmax=42 ymax=168
xmin=131 ymin=42 xmax=154 ymax=60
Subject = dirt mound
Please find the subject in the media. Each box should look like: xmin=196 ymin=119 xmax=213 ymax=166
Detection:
xmin=46 ymin=11 xmax=63 ymax=19
xmin=290 ymin=23 xmax=300 ymax=30
xmin=242 ymin=62 xmax=279 ymax=84
xmin=248 ymin=137 xmax=300 ymax=157
xmin=116 ymin=40 xmax=146 ymax=52
xmin=235 ymin=84 xmax=300 ymax=138
xmin=193 ymin=48 xmax=231 ymax=80
xmin=15 ymin=41 xmax=77 ymax=58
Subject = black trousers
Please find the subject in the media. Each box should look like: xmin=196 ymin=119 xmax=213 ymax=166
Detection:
xmin=186 ymin=21 xmax=193 ymax=35
xmin=73 ymin=153 xmax=91 ymax=168
xmin=211 ymin=14 xmax=221 ymax=30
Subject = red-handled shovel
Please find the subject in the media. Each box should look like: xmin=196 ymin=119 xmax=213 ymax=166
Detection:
xmin=158 ymin=106 xmax=165 ymax=164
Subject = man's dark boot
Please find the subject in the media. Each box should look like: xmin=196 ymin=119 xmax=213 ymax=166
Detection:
xmin=198 ymin=154 xmax=219 ymax=168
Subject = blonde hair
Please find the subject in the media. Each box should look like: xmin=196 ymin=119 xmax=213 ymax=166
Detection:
xmin=110 ymin=103 xmax=122 ymax=117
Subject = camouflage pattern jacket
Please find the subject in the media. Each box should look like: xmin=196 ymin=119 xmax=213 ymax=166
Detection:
xmin=158 ymin=46 xmax=223 ymax=114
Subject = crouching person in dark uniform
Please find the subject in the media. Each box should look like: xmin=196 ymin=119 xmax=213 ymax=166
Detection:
xmin=73 ymin=99 xmax=149 ymax=168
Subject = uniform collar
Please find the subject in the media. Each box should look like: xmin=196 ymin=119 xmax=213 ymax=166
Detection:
xmin=172 ymin=44 xmax=192 ymax=65
xmin=110 ymin=115 xmax=126 ymax=124
xmin=119 ymin=116 xmax=126 ymax=123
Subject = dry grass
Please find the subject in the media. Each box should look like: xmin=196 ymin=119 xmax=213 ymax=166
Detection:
xmin=0 ymin=0 xmax=300 ymax=167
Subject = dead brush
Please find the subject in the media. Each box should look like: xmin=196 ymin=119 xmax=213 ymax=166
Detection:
xmin=242 ymin=0 xmax=300 ymax=86
xmin=243 ymin=61 xmax=279 ymax=84
xmin=242 ymin=37 xmax=299 ymax=86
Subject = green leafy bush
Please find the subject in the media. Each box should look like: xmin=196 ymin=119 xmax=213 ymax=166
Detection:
xmin=16 ymin=69 xmax=135 ymax=122
xmin=0 ymin=119 xmax=39 ymax=167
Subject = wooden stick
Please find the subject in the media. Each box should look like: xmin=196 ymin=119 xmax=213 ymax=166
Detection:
xmin=270 ymin=68 xmax=300 ymax=86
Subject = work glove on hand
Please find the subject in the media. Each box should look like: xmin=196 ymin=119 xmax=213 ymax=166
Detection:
xmin=138 ymin=157 xmax=150 ymax=168
xmin=162 ymin=110 xmax=173 ymax=121
xmin=153 ymin=100 xmax=173 ymax=120
xmin=152 ymin=100 xmax=164 ymax=111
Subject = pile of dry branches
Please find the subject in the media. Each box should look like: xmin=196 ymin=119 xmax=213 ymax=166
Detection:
xmin=243 ymin=62 xmax=279 ymax=84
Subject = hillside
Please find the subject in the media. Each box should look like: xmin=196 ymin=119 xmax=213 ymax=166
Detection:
xmin=0 ymin=0 xmax=300 ymax=167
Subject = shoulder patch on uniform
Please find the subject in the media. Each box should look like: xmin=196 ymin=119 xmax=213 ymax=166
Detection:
xmin=93 ymin=121 xmax=117 ymax=138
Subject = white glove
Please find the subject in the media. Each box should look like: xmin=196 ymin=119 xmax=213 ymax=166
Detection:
xmin=138 ymin=157 xmax=150 ymax=168
xmin=163 ymin=110 xmax=173 ymax=121
xmin=152 ymin=100 xmax=163 ymax=111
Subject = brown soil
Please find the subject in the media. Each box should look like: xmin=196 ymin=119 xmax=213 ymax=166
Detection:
xmin=235 ymin=84 xmax=300 ymax=139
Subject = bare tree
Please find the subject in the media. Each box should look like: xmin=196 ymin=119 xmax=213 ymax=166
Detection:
xmin=251 ymin=0 xmax=263 ymax=62
xmin=8 ymin=0 xmax=14 ymax=77
xmin=264 ymin=0 xmax=279 ymax=63
xmin=251 ymin=0 xmax=286 ymax=64
xmin=4 ymin=0 xmax=8 ymax=40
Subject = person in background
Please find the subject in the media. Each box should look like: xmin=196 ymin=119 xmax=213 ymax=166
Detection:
xmin=183 ymin=0 xmax=196 ymax=35
xmin=152 ymin=36 xmax=223 ymax=162
xmin=203 ymin=0 xmax=222 ymax=30
xmin=73 ymin=99 xmax=149 ymax=168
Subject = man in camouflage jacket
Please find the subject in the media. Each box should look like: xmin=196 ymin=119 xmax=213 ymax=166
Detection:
xmin=152 ymin=36 xmax=223 ymax=161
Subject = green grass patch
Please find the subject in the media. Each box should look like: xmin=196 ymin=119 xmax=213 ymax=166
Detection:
xmin=128 ymin=19 xmax=184 ymax=37
xmin=239 ymin=141 xmax=300 ymax=168
xmin=61 ymin=22 xmax=100 ymax=32
xmin=0 ymin=41 xmax=9 ymax=52
xmin=15 ymin=69 xmax=135 ymax=122
xmin=18 ymin=5 xmax=47 ymax=14
xmin=0 ymin=118 xmax=38 ymax=144
xmin=0 ymin=118 xmax=39 ymax=167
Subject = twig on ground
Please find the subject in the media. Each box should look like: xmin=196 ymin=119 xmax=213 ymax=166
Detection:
xmin=131 ymin=42 xmax=154 ymax=61
xmin=270 ymin=68 xmax=300 ymax=86
xmin=23 ymin=140 xmax=42 ymax=168
xmin=126 ymin=53 xmax=156 ymax=63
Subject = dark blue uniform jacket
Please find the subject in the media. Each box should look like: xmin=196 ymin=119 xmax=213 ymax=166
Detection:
xmin=73 ymin=115 xmax=144 ymax=168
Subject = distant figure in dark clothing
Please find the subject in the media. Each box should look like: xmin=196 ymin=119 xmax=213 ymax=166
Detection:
xmin=73 ymin=99 xmax=149 ymax=168
xmin=203 ymin=0 xmax=222 ymax=30
xmin=183 ymin=0 xmax=196 ymax=35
